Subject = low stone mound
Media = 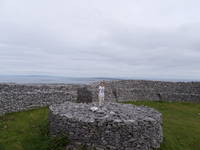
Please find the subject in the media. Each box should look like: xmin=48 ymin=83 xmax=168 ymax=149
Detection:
xmin=49 ymin=102 xmax=163 ymax=150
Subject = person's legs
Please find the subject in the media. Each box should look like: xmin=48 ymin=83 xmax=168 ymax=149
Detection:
xmin=99 ymin=95 xmax=103 ymax=106
xmin=102 ymin=95 xmax=104 ymax=104
xmin=98 ymin=95 xmax=101 ymax=106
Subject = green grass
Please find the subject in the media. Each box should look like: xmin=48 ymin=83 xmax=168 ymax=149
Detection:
xmin=125 ymin=101 xmax=200 ymax=150
xmin=0 ymin=101 xmax=200 ymax=150
xmin=0 ymin=107 xmax=68 ymax=150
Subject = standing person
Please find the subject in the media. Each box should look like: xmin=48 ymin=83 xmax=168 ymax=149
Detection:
xmin=98 ymin=81 xmax=105 ymax=106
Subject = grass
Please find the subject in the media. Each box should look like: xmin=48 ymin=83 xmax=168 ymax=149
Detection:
xmin=0 ymin=107 xmax=68 ymax=150
xmin=125 ymin=101 xmax=200 ymax=150
xmin=0 ymin=101 xmax=200 ymax=150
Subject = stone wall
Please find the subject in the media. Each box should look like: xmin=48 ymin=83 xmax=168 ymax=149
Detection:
xmin=49 ymin=101 xmax=163 ymax=150
xmin=1 ymin=80 xmax=200 ymax=115
xmin=0 ymin=83 xmax=83 ymax=115
xmin=79 ymin=80 xmax=200 ymax=103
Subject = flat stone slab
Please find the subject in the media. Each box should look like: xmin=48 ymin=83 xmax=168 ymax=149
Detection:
xmin=49 ymin=102 xmax=163 ymax=150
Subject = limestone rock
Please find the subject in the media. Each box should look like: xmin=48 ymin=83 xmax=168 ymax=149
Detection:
xmin=49 ymin=102 xmax=163 ymax=150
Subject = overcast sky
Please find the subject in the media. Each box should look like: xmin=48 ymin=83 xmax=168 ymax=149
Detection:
xmin=0 ymin=0 xmax=200 ymax=80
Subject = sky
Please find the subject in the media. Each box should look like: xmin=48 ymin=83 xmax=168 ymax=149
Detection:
xmin=0 ymin=0 xmax=200 ymax=80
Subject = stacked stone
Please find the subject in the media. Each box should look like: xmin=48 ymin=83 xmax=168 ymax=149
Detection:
xmin=77 ymin=80 xmax=200 ymax=103
xmin=0 ymin=83 xmax=82 ymax=115
xmin=49 ymin=102 xmax=163 ymax=150
xmin=1 ymin=80 xmax=200 ymax=115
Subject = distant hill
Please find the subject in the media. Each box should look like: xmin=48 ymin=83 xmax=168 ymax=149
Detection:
xmin=0 ymin=75 xmax=199 ymax=84
xmin=0 ymin=75 xmax=121 ymax=84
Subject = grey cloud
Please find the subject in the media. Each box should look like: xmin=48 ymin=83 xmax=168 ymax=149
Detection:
xmin=0 ymin=0 xmax=200 ymax=80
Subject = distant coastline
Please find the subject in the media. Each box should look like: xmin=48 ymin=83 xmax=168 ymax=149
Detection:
xmin=0 ymin=75 xmax=199 ymax=84
xmin=0 ymin=75 xmax=122 ymax=84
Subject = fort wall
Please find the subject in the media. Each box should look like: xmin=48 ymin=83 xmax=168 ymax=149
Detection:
xmin=0 ymin=80 xmax=200 ymax=115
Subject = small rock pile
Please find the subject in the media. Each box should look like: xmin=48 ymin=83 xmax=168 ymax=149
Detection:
xmin=49 ymin=102 xmax=163 ymax=150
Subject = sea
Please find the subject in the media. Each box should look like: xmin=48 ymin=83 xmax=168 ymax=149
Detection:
xmin=0 ymin=75 xmax=121 ymax=84
xmin=0 ymin=75 xmax=199 ymax=84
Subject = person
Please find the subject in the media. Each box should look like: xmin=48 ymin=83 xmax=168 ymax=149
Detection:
xmin=98 ymin=81 xmax=105 ymax=106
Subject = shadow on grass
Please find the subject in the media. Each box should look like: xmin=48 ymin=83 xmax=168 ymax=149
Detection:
xmin=21 ymin=118 xmax=69 ymax=150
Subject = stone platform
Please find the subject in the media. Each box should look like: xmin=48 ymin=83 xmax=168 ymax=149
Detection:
xmin=48 ymin=102 xmax=163 ymax=150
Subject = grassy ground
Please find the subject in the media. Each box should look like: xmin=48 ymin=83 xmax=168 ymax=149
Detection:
xmin=0 ymin=107 xmax=68 ymax=150
xmin=0 ymin=101 xmax=200 ymax=150
xmin=126 ymin=101 xmax=200 ymax=150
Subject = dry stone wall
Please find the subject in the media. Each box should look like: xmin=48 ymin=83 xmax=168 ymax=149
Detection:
xmin=0 ymin=80 xmax=200 ymax=115
xmin=0 ymin=83 xmax=84 ymax=115
xmin=49 ymin=101 xmax=163 ymax=150
xmin=79 ymin=80 xmax=200 ymax=103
